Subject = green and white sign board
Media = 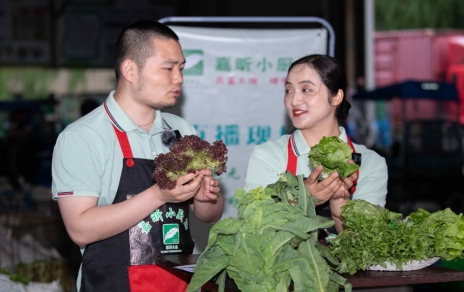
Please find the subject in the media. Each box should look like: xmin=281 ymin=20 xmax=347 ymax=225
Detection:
xmin=167 ymin=25 xmax=327 ymax=252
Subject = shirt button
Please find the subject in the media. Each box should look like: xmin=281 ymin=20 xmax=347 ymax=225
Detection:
xmin=152 ymin=150 xmax=156 ymax=156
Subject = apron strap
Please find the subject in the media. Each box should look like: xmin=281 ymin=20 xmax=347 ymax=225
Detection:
xmin=345 ymin=136 xmax=359 ymax=194
xmin=104 ymin=100 xmax=135 ymax=168
xmin=112 ymin=125 xmax=135 ymax=168
xmin=112 ymin=124 xmax=133 ymax=159
xmin=104 ymin=101 xmax=134 ymax=159
xmin=286 ymin=134 xmax=359 ymax=194
xmin=286 ymin=134 xmax=297 ymax=175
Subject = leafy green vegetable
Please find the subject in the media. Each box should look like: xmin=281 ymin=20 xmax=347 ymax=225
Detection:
xmin=153 ymin=135 xmax=228 ymax=189
xmin=308 ymin=136 xmax=359 ymax=180
xmin=187 ymin=172 xmax=352 ymax=292
xmin=329 ymin=200 xmax=464 ymax=275
xmin=9 ymin=274 xmax=30 ymax=285
xmin=407 ymin=208 xmax=464 ymax=261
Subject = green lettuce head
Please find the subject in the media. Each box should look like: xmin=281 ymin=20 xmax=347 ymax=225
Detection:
xmin=308 ymin=136 xmax=359 ymax=180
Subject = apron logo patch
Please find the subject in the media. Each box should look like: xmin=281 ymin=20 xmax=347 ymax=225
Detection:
xmin=163 ymin=224 xmax=180 ymax=245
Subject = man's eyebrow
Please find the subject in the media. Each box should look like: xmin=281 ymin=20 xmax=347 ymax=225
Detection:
xmin=163 ymin=59 xmax=186 ymax=65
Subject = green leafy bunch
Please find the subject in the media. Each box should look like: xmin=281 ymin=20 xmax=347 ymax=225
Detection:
xmin=408 ymin=208 xmax=464 ymax=261
xmin=0 ymin=268 xmax=30 ymax=285
xmin=308 ymin=136 xmax=359 ymax=180
xmin=187 ymin=171 xmax=352 ymax=292
xmin=329 ymin=200 xmax=464 ymax=275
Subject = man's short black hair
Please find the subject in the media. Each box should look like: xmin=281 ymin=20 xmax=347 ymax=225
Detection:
xmin=113 ymin=20 xmax=179 ymax=80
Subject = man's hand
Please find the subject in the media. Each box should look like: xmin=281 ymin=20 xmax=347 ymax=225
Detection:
xmin=155 ymin=172 xmax=204 ymax=204
xmin=194 ymin=169 xmax=221 ymax=202
xmin=190 ymin=169 xmax=223 ymax=223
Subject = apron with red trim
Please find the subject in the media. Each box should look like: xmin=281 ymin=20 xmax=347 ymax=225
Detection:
xmin=80 ymin=115 xmax=194 ymax=292
xmin=286 ymin=133 xmax=359 ymax=232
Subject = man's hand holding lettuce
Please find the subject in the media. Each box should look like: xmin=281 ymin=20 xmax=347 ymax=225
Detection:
xmin=309 ymin=136 xmax=359 ymax=180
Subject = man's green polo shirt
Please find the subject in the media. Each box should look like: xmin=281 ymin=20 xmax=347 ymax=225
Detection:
xmin=51 ymin=90 xmax=196 ymax=205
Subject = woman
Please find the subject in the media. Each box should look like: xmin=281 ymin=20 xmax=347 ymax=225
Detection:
xmin=244 ymin=54 xmax=387 ymax=233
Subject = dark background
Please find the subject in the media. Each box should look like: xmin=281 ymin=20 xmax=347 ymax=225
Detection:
xmin=0 ymin=0 xmax=366 ymax=81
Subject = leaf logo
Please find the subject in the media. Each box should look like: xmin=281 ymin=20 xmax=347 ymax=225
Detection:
xmin=163 ymin=223 xmax=180 ymax=244
xmin=183 ymin=49 xmax=204 ymax=76
xmin=165 ymin=227 xmax=179 ymax=240
xmin=185 ymin=54 xmax=204 ymax=70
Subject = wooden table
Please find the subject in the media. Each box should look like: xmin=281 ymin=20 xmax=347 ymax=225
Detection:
xmin=156 ymin=254 xmax=464 ymax=291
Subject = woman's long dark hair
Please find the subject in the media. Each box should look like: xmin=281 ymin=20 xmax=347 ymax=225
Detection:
xmin=287 ymin=54 xmax=351 ymax=124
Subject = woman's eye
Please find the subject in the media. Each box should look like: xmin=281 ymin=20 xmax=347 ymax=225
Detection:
xmin=303 ymin=88 xmax=316 ymax=94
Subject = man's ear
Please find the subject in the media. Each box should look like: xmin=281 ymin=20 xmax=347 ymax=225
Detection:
xmin=331 ymin=89 xmax=344 ymax=106
xmin=120 ymin=59 xmax=137 ymax=83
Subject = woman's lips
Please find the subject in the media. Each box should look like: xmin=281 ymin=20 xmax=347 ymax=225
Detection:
xmin=292 ymin=109 xmax=307 ymax=117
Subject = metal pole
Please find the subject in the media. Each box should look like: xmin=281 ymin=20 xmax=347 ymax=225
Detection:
xmin=364 ymin=0 xmax=377 ymax=148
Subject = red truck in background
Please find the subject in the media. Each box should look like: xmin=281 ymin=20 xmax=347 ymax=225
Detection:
xmin=370 ymin=29 xmax=464 ymax=214
xmin=375 ymin=29 xmax=464 ymax=124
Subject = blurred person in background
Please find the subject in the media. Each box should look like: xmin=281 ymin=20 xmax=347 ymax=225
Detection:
xmin=244 ymin=54 xmax=388 ymax=234
xmin=51 ymin=20 xmax=223 ymax=291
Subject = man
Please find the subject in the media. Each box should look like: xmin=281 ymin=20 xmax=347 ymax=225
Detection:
xmin=52 ymin=20 xmax=224 ymax=291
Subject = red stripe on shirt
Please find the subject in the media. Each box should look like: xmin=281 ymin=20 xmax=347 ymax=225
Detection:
xmin=57 ymin=191 xmax=74 ymax=196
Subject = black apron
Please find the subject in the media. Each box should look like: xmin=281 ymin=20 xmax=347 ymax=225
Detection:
xmin=80 ymin=122 xmax=194 ymax=292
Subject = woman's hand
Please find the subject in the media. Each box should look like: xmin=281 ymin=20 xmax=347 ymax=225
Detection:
xmin=304 ymin=165 xmax=344 ymax=205
xmin=305 ymin=163 xmax=358 ymax=204
xmin=331 ymin=159 xmax=358 ymax=200
xmin=330 ymin=197 xmax=348 ymax=233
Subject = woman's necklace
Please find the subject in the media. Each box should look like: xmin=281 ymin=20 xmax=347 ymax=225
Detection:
xmin=137 ymin=116 xmax=155 ymax=127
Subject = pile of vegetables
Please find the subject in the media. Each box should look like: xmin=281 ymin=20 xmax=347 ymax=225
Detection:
xmin=0 ymin=260 xmax=71 ymax=291
xmin=187 ymin=172 xmax=352 ymax=292
xmin=329 ymin=199 xmax=464 ymax=275
xmin=153 ymin=135 xmax=228 ymax=190
xmin=308 ymin=136 xmax=359 ymax=180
